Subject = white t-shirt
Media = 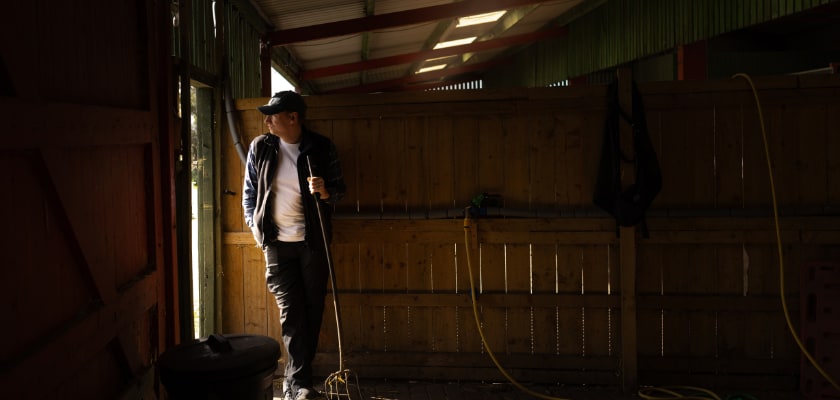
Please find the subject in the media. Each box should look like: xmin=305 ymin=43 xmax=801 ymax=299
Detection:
xmin=271 ymin=139 xmax=305 ymax=242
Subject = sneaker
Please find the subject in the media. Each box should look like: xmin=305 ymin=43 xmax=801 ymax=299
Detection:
xmin=282 ymin=380 xmax=294 ymax=400
xmin=295 ymin=387 xmax=324 ymax=400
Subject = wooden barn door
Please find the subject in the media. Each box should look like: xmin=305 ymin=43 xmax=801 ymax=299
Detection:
xmin=0 ymin=1 xmax=174 ymax=399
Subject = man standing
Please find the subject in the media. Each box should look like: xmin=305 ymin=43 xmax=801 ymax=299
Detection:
xmin=242 ymin=91 xmax=345 ymax=400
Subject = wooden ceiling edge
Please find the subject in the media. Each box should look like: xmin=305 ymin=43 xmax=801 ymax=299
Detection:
xmin=264 ymin=0 xmax=553 ymax=46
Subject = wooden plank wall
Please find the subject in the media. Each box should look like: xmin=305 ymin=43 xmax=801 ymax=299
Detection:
xmin=221 ymin=75 xmax=840 ymax=390
xmin=1 ymin=0 xmax=172 ymax=399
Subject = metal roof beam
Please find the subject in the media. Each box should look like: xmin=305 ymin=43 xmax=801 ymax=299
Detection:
xmin=265 ymin=0 xmax=553 ymax=46
xmin=302 ymin=26 xmax=567 ymax=80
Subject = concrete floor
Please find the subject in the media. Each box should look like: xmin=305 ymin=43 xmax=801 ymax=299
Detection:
xmin=272 ymin=378 xmax=805 ymax=400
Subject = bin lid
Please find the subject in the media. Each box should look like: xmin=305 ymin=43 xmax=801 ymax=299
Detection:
xmin=158 ymin=334 xmax=280 ymax=384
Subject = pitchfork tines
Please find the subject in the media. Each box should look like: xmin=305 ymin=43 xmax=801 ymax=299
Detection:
xmin=324 ymin=368 xmax=362 ymax=400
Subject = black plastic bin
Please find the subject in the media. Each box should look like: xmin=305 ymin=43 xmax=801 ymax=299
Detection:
xmin=157 ymin=334 xmax=281 ymax=400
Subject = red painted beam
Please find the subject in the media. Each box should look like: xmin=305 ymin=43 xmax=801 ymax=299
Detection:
xmin=301 ymin=25 xmax=568 ymax=80
xmin=325 ymin=58 xmax=509 ymax=94
xmin=266 ymin=0 xmax=552 ymax=46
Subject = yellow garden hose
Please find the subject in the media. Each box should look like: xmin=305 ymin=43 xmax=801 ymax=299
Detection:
xmin=464 ymin=212 xmax=722 ymax=399
xmin=637 ymin=386 xmax=721 ymax=400
xmin=462 ymin=74 xmax=839 ymax=399
xmin=732 ymin=73 xmax=840 ymax=392
xmin=463 ymin=212 xmax=571 ymax=400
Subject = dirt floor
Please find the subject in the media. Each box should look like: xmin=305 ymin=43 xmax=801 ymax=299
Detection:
xmin=272 ymin=379 xmax=805 ymax=399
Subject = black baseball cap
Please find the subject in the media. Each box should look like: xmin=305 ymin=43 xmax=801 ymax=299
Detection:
xmin=257 ymin=91 xmax=307 ymax=116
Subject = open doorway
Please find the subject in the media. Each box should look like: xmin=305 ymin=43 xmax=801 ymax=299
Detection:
xmin=191 ymin=84 xmax=215 ymax=338
xmin=188 ymin=69 xmax=294 ymax=339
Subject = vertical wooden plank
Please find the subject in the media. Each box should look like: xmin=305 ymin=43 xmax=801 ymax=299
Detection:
xmin=456 ymin=240 xmax=481 ymax=353
xmin=453 ymin=116 xmax=479 ymax=209
xmin=717 ymin=244 xmax=744 ymax=296
xmin=562 ymin=112 xmax=589 ymax=210
xmin=6 ymin=155 xmax=42 ymax=354
xmin=774 ymin=244 xmax=802 ymax=361
xmin=747 ymin=241 xmax=795 ymax=363
xmin=506 ymin=243 xmax=532 ymax=354
xmin=427 ymin=116 xmax=454 ymax=210
xmin=741 ymin=91 xmax=771 ymax=209
xmin=503 ymin=115 xmax=530 ymax=209
xmin=383 ymin=242 xmax=407 ymax=351
xmin=331 ymin=241 xmax=361 ymax=352
xmin=306 ymin=119 xmax=332 ymax=139
xmin=478 ymin=116 xmax=505 ymax=198
xmin=425 ymin=114 xmax=457 ymax=354
xmin=583 ymin=245 xmax=611 ymax=357
xmin=691 ymin=245 xmax=727 ymax=367
xmin=530 ymin=114 xmax=556 ymax=209
xmin=405 ymin=117 xmax=428 ymax=213
xmin=479 ymin=242 xmax=507 ymax=352
xmin=657 ymin=109 xmax=690 ymax=206
xmin=770 ymin=104 xmax=799 ymax=206
xmin=244 ymin=246 xmax=268 ymax=334
xmin=359 ymin=243 xmax=384 ymax=351
xmin=331 ymin=119 xmax=358 ymax=214
xmin=637 ymin=244 xmax=663 ymax=358
xmin=796 ymin=104 xmax=827 ymax=205
xmin=406 ymin=243 xmax=433 ymax=351
xmin=828 ymin=102 xmax=840 ymax=204
xmin=617 ymin=68 xmax=638 ymax=392
xmin=356 ymin=118 xmax=382 ymax=214
xmin=579 ymin=110 xmax=600 ymax=210
xmin=689 ymin=108 xmax=716 ymax=207
xmin=431 ymin=243 xmax=458 ymax=352
xmin=532 ymin=243 xmax=558 ymax=355
xmin=221 ymin=245 xmax=245 ymax=333
xmin=737 ymin=248 xmax=772 ymax=360
xmin=380 ymin=118 xmax=406 ymax=214
xmin=664 ymin=245 xmax=714 ymax=358
xmin=715 ymin=104 xmax=745 ymax=208
xmin=557 ymin=245 xmax=583 ymax=356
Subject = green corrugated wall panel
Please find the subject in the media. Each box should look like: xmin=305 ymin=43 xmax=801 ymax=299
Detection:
xmin=505 ymin=0 xmax=835 ymax=86
xmin=191 ymin=0 xmax=217 ymax=76
xmin=224 ymin=1 xmax=263 ymax=98
xmin=169 ymin=0 xmax=263 ymax=94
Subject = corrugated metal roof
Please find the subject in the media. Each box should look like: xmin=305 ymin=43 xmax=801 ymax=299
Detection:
xmin=251 ymin=0 xmax=586 ymax=93
xmin=264 ymin=0 xmax=366 ymax=29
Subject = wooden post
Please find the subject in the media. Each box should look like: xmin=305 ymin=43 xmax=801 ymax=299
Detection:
xmin=617 ymin=67 xmax=638 ymax=393
xmin=176 ymin=0 xmax=195 ymax=343
xmin=677 ymin=40 xmax=708 ymax=81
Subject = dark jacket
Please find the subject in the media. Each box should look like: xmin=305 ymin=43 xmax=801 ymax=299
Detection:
xmin=243 ymin=127 xmax=345 ymax=249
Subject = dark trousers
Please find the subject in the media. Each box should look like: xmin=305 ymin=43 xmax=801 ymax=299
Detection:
xmin=263 ymin=241 xmax=328 ymax=390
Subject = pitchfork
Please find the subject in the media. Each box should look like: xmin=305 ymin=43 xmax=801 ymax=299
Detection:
xmin=306 ymin=156 xmax=362 ymax=400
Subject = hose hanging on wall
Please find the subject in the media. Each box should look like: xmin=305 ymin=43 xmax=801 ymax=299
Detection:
xmin=224 ymin=77 xmax=248 ymax=166
xmin=463 ymin=210 xmax=571 ymax=400
xmin=731 ymin=73 xmax=840 ymax=393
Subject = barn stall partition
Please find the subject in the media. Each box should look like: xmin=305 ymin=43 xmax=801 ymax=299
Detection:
xmin=220 ymin=75 xmax=840 ymax=391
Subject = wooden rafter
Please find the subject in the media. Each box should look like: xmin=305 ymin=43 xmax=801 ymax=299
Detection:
xmin=302 ymin=26 xmax=568 ymax=80
xmin=265 ymin=0 xmax=552 ymax=46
